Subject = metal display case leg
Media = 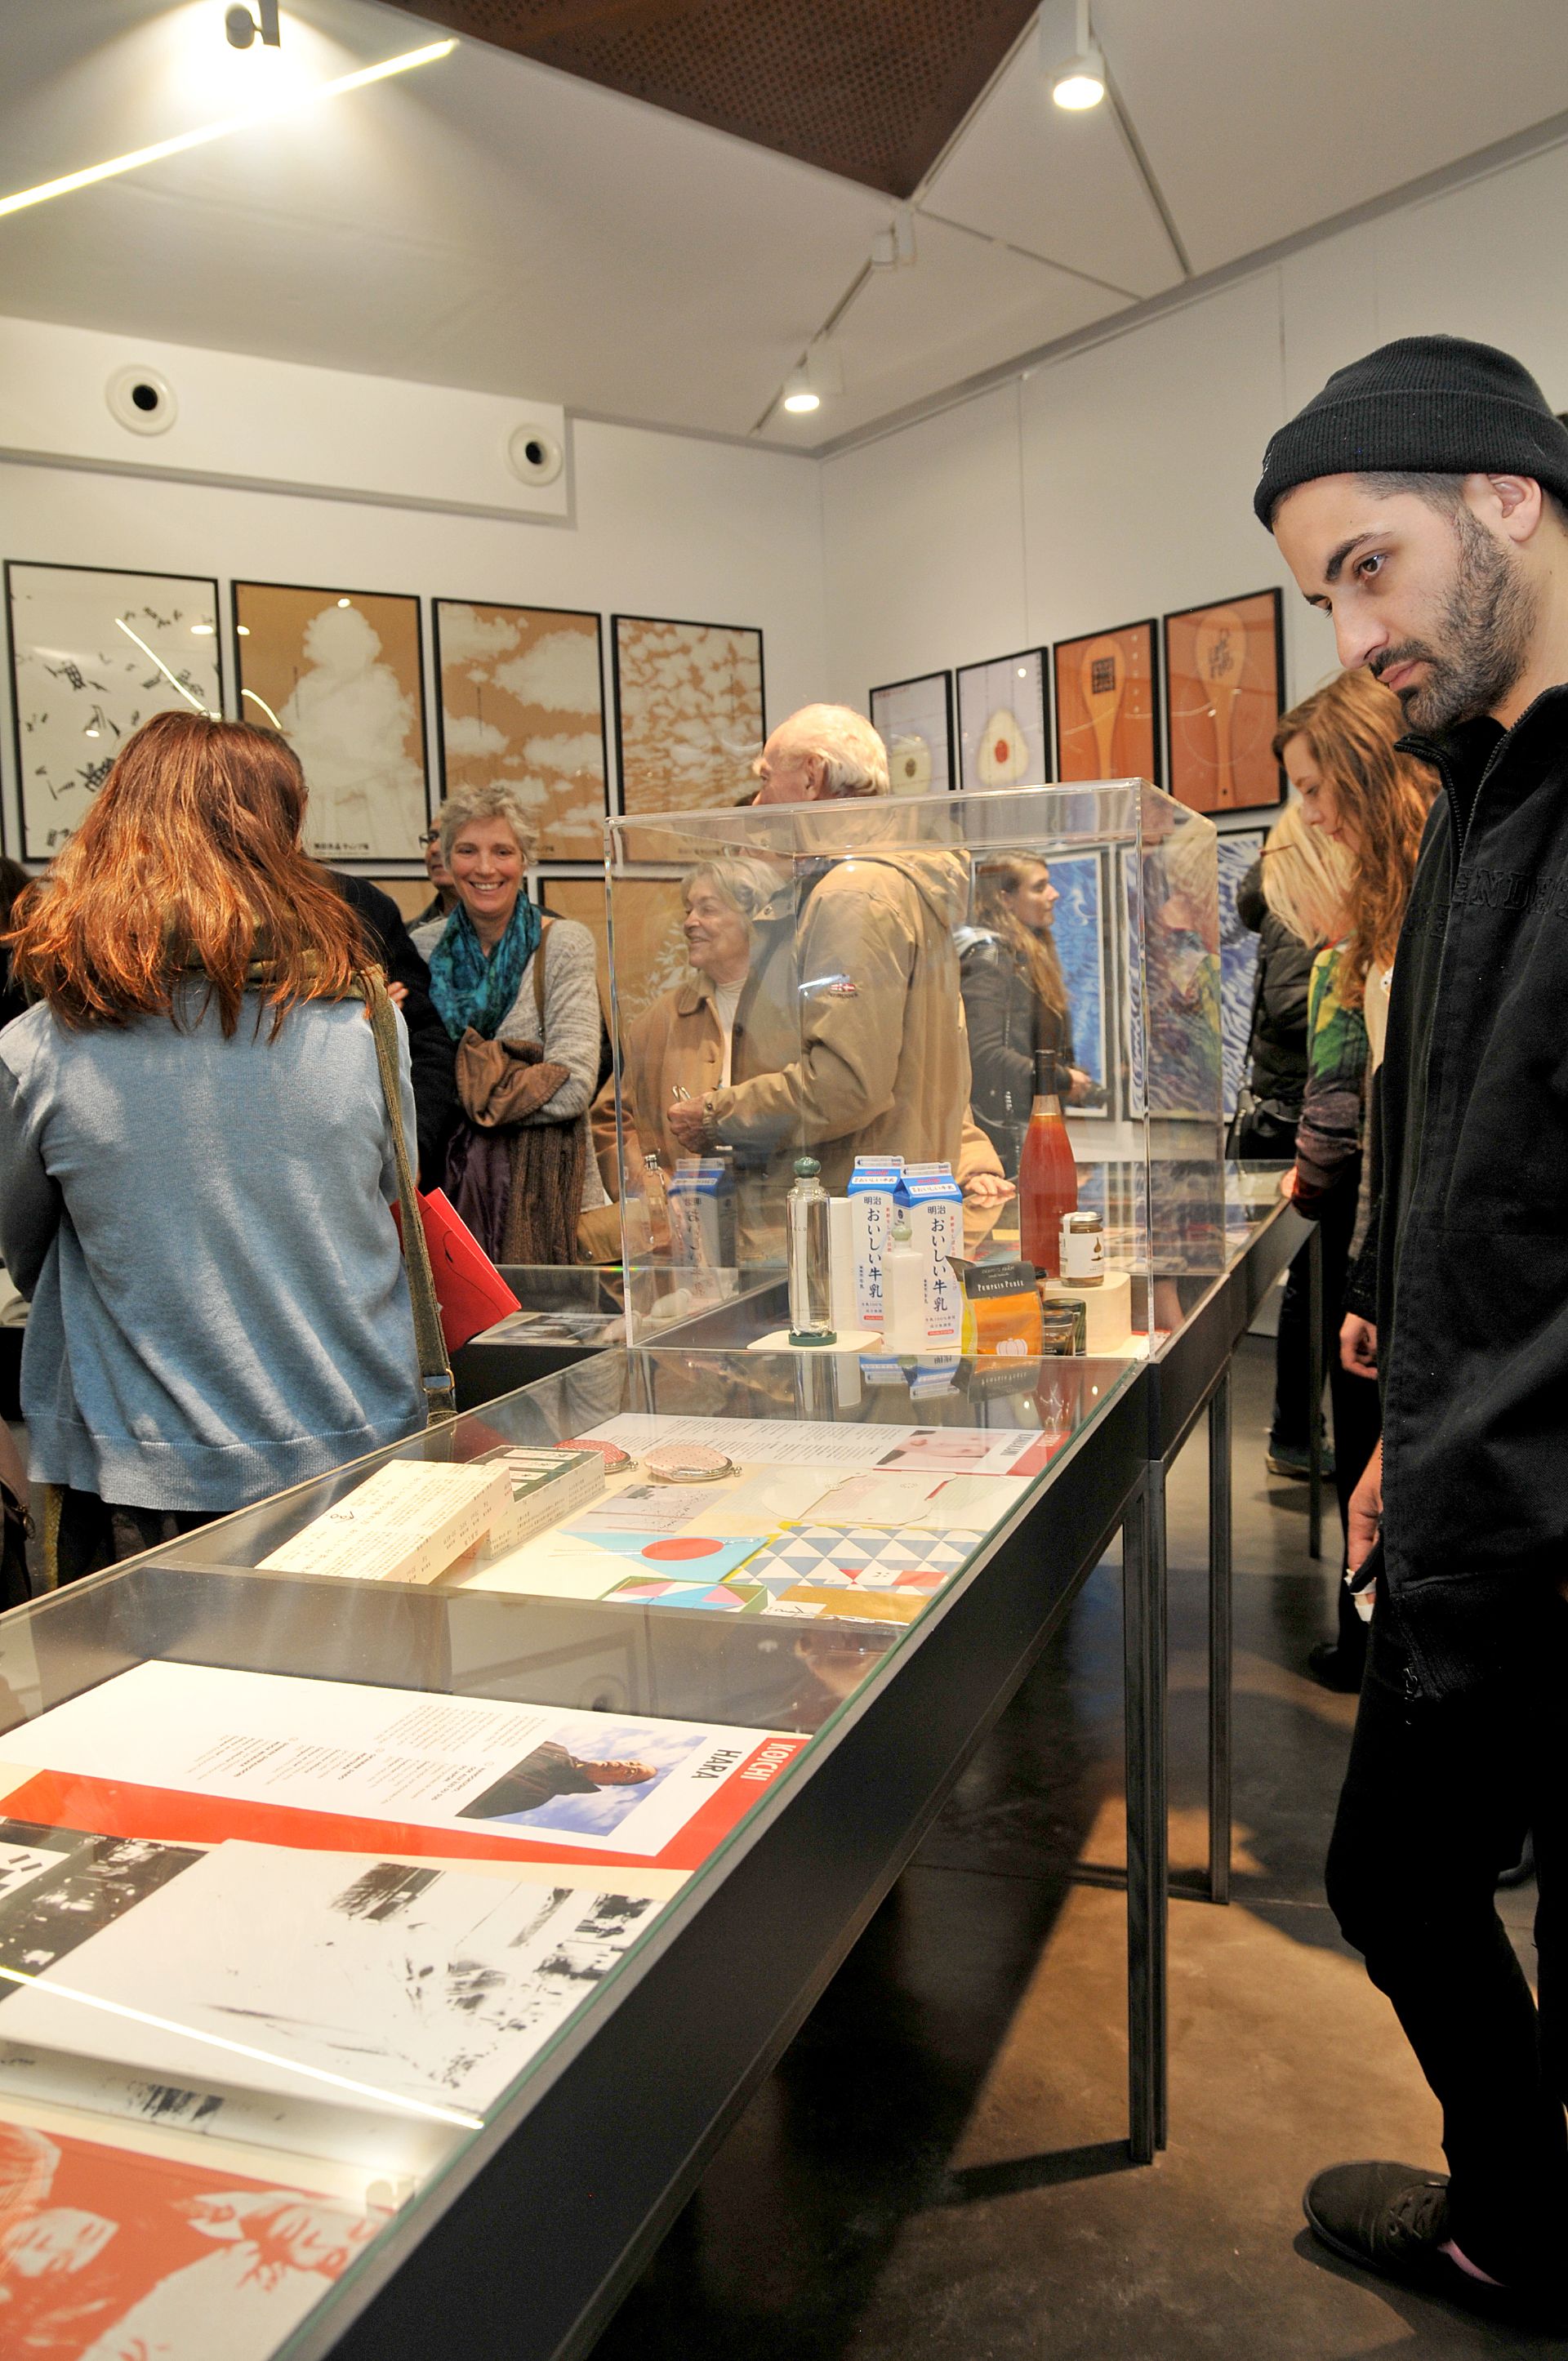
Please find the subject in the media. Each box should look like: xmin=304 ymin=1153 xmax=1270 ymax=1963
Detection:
xmin=1122 ymin=1471 xmax=1167 ymax=2163
xmin=1206 ymin=1370 xmax=1233 ymax=1907
xmin=1307 ymin=1222 xmax=1325 ymax=1561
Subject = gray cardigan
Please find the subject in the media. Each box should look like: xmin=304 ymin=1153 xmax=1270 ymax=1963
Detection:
xmin=0 ymin=991 xmax=425 ymax=1512
xmin=412 ymin=911 xmax=607 ymax=1209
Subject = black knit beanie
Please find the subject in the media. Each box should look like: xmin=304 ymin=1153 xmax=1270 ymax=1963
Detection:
xmin=1254 ymin=334 xmax=1568 ymax=527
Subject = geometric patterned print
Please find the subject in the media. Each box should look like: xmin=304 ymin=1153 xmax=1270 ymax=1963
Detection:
xmin=739 ymin=1526 xmax=985 ymax=1593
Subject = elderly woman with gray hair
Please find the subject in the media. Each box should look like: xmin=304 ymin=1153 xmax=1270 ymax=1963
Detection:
xmin=414 ymin=782 xmax=605 ymax=1263
xmin=590 ymin=856 xmax=786 ymax=1214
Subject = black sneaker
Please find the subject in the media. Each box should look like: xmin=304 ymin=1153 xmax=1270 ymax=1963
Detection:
xmin=1307 ymin=1641 xmax=1365 ymax=1694
xmin=1303 ymin=2163 xmax=1524 ymax=2319
xmin=1266 ymin=1438 xmax=1336 ymax=1481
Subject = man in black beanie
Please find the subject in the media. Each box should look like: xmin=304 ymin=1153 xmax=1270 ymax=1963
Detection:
xmin=1258 ymin=336 xmax=1568 ymax=2323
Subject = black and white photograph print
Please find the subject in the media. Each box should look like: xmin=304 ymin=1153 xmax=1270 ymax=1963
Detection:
xmin=5 ymin=562 xmax=223 ymax=858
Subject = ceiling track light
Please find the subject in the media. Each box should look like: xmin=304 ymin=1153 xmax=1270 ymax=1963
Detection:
xmin=871 ymin=205 xmax=916 ymax=270
xmin=780 ymin=336 xmax=842 ymax=419
xmin=225 ymin=0 xmax=281 ymax=51
xmin=1047 ymin=0 xmax=1107 ymax=110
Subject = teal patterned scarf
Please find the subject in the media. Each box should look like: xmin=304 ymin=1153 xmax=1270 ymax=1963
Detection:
xmin=426 ymin=896 xmax=541 ymax=1041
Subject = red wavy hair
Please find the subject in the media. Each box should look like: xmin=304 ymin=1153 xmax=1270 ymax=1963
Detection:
xmin=6 ymin=712 xmax=368 ymax=1036
xmin=1271 ymin=669 xmax=1436 ymax=1005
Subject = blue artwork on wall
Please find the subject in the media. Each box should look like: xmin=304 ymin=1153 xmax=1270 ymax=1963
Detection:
xmin=1218 ymin=830 xmax=1266 ymax=1116
xmin=1045 ymin=849 xmax=1107 ymax=1111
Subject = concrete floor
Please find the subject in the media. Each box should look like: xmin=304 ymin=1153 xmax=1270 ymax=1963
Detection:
xmin=590 ymin=1335 xmax=1563 ymax=2361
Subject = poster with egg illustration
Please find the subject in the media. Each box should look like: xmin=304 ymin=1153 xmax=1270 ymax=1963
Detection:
xmin=870 ymin=670 xmax=954 ymax=796
xmin=956 ymin=648 xmax=1051 ymax=791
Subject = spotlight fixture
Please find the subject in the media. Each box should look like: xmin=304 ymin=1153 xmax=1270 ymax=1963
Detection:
xmin=1049 ymin=0 xmax=1106 ymax=109
xmin=779 ymin=338 xmax=841 ymax=419
xmin=225 ymin=0 xmax=281 ymax=50
xmin=782 ymin=368 xmax=820 ymax=416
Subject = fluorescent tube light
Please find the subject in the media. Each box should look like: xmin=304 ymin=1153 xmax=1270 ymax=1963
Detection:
xmin=0 ymin=39 xmax=457 ymax=221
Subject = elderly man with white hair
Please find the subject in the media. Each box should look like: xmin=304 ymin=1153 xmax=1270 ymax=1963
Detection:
xmin=664 ymin=702 xmax=1004 ymax=1205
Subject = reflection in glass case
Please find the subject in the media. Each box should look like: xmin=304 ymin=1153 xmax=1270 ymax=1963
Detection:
xmin=0 ymin=1343 xmax=1135 ymax=2358
xmin=600 ymin=783 xmax=1224 ymax=1349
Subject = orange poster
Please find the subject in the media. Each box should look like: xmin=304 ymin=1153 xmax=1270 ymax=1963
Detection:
xmin=1054 ymin=621 xmax=1160 ymax=784
xmin=1163 ymin=588 xmax=1285 ymax=814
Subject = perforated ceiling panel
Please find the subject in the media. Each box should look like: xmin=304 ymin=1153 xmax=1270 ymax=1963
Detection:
xmin=395 ymin=0 xmax=1040 ymax=197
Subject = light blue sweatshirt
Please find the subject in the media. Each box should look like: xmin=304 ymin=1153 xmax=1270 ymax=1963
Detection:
xmin=0 ymin=990 xmax=425 ymax=1512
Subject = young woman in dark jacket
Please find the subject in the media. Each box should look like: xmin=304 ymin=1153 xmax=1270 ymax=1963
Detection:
xmin=1235 ymin=852 xmax=1314 ymax=1157
xmin=959 ymin=856 xmax=1089 ymax=1176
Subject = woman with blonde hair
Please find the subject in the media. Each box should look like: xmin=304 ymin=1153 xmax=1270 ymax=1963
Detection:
xmin=413 ymin=782 xmax=604 ymax=1263
xmin=1273 ymin=669 xmax=1437 ymax=1687
xmin=0 ymin=712 xmax=425 ymax=1579
xmin=959 ymin=854 xmax=1091 ymax=1174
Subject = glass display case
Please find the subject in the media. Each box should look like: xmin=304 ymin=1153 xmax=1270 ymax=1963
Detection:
xmin=600 ymin=782 xmax=1224 ymax=1352
xmin=0 ymin=1343 xmax=1138 ymax=2361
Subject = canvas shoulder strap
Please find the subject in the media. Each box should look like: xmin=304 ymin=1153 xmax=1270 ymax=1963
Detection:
xmin=359 ymin=969 xmax=457 ymax=1427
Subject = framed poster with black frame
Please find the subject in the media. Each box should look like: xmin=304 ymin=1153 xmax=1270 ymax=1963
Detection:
xmin=1163 ymin=588 xmax=1285 ymax=815
xmin=1053 ymin=620 xmax=1160 ymax=786
xmin=1038 ymin=847 xmax=1109 ymax=1117
xmin=870 ymin=670 xmax=954 ymax=795
xmin=231 ymin=579 xmax=428 ymax=863
xmin=434 ymin=600 xmax=608 ymax=864
xmin=5 ymin=560 xmax=223 ymax=859
xmin=611 ymin=615 xmax=764 ymax=816
xmin=956 ymin=648 xmax=1051 ymax=789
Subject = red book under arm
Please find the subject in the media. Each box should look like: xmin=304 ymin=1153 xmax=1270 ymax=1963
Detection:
xmin=392 ymin=1187 xmax=520 ymax=1352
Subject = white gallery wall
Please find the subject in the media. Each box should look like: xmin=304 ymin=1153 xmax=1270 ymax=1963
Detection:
xmin=822 ymin=135 xmax=1568 ymax=821
xmin=0 ymin=367 xmax=826 ymax=863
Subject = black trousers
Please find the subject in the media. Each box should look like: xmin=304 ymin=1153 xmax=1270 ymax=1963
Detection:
xmin=1324 ymin=1592 xmax=1568 ymax=2283
xmin=52 ymin=1487 xmax=216 ymax=1585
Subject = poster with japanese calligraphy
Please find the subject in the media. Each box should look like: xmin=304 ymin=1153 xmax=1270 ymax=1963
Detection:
xmin=5 ymin=562 xmax=222 ymax=858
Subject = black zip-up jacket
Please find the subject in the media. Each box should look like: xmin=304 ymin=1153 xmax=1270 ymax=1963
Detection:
xmin=1236 ymin=858 xmax=1313 ymax=1117
xmin=1370 ymin=687 xmax=1568 ymax=1698
xmin=957 ymin=933 xmax=1075 ymax=1165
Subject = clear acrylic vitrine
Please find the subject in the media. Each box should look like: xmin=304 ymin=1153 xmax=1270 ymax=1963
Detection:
xmin=600 ymin=782 xmax=1225 ymax=1348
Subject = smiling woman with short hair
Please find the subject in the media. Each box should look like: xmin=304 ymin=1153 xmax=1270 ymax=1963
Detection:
xmin=413 ymin=782 xmax=603 ymax=1263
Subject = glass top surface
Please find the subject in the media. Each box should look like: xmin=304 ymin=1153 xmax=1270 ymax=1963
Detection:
xmin=0 ymin=1342 xmax=1137 ymax=2359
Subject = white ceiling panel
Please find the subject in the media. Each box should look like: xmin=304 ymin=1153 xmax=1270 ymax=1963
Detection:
xmin=0 ymin=0 xmax=888 ymax=437
xmin=923 ymin=11 xmax=1182 ymax=301
xmin=1098 ymin=0 xmax=1568 ymax=275
xmin=2 ymin=0 xmax=1567 ymax=450
xmin=768 ymin=216 xmax=1127 ymax=448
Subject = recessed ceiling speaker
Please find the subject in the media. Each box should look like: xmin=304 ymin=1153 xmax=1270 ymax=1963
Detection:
xmin=506 ymin=421 xmax=564 ymax=488
xmin=106 ymin=365 xmax=177 ymax=436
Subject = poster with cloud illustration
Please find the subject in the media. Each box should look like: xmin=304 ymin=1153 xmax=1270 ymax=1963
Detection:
xmin=612 ymin=615 xmax=764 ymax=813
xmin=434 ymin=601 xmax=608 ymax=861
xmin=232 ymin=581 xmax=428 ymax=862
xmin=6 ymin=561 xmax=223 ymax=859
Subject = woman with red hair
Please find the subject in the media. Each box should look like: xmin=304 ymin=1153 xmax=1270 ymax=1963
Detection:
xmin=0 ymin=711 xmax=424 ymax=1579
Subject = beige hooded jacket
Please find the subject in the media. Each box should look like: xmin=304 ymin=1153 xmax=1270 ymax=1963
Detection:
xmin=702 ymin=845 xmax=973 ymax=1196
